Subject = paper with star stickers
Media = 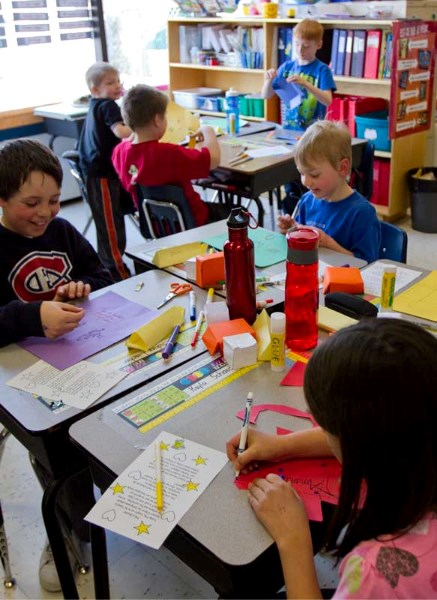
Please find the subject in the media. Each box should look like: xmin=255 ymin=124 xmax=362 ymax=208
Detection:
xmin=85 ymin=432 xmax=228 ymax=549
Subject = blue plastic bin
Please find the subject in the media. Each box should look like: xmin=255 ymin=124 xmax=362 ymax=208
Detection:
xmin=355 ymin=110 xmax=391 ymax=152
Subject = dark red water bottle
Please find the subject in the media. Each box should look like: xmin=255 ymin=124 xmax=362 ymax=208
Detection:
xmin=285 ymin=227 xmax=320 ymax=351
xmin=224 ymin=208 xmax=257 ymax=325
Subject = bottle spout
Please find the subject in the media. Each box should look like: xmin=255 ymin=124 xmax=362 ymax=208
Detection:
xmin=227 ymin=207 xmax=249 ymax=229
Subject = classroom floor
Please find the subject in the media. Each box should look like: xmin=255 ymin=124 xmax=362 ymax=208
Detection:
xmin=1 ymin=194 xmax=435 ymax=599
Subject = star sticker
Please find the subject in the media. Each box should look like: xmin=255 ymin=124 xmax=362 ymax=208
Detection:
xmin=193 ymin=455 xmax=207 ymax=466
xmin=160 ymin=442 xmax=169 ymax=451
xmin=185 ymin=480 xmax=199 ymax=492
xmin=172 ymin=439 xmax=185 ymax=449
xmin=110 ymin=482 xmax=125 ymax=495
xmin=134 ymin=521 xmax=151 ymax=535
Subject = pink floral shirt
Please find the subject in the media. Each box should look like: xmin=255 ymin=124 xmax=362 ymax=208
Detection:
xmin=333 ymin=513 xmax=437 ymax=598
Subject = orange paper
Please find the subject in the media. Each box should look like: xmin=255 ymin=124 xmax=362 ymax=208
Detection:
xmin=202 ymin=319 xmax=256 ymax=355
xmin=323 ymin=266 xmax=364 ymax=294
xmin=196 ymin=252 xmax=225 ymax=288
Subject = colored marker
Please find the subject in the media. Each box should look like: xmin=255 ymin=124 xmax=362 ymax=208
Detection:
xmin=191 ymin=310 xmax=205 ymax=348
xmin=162 ymin=325 xmax=180 ymax=359
xmin=207 ymin=287 xmax=214 ymax=303
xmin=189 ymin=290 xmax=196 ymax=322
xmin=235 ymin=392 xmax=254 ymax=478
xmin=256 ymin=299 xmax=274 ymax=310
xmin=155 ymin=441 xmax=163 ymax=512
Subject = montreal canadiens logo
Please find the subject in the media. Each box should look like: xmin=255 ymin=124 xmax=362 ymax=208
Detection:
xmin=10 ymin=251 xmax=73 ymax=302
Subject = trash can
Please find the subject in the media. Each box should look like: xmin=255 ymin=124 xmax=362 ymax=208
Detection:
xmin=407 ymin=167 xmax=437 ymax=233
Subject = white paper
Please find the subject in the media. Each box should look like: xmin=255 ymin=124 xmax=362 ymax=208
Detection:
xmin=85 ymin=432 xmax=228 ymax=549
xmin=361 ymin=261 xmax=422 ymax=296
xmin=247 ymin=146 xmax=293 ymax=158
xmin=7 ymin=360 xmax=127 ymax=409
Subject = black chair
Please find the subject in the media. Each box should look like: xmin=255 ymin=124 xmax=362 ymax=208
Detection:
xmin=136 ymin=184 xmax=196 ymax=239
xmin=379 ymin=221 xmax=408 ymax=263
xmin=61 ymin=150 xmax=93 ymax=236
xmin=351 ymin=140 xmax=374 ymax=200
xmin=0 ymin=428 xmax=16 ymax=589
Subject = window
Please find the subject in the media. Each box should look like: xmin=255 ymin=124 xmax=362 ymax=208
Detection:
xmin=102 ymin=0 xmax=176 ymax=90
xmin=0 ymin=0 xmax=104 ymax=112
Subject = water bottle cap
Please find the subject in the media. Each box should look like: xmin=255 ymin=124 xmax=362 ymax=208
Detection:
xmin=286 ymin=226 xmax=320 ymax=250
xmin=226 ymin=87 xmax=239 ymax=97
xmin=227 ymin=207 xmax=249 ymax=229
xmin=270 ymin=312 xmax=285 ymax=333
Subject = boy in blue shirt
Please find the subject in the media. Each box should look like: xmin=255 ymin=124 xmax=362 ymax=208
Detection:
xmin=278 ymin=120 xmax=381 ymax=264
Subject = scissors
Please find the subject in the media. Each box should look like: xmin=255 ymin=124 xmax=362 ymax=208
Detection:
xmin=157 ymin=282 xmax=193 ymax=309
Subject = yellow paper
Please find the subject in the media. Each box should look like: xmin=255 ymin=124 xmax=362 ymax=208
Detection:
xmin=126 ymin=306 xmax=185 ymax=352
xmin=392 ymin=271 xmax=437 ymax=322
xmin=253 ymin=309 xmax=271 ymax=361
xmin=318 ymin=306 xmax=358 ymax=333
xmin=160 ymin=101 xmax=200 ymax=144
xmin=153 ymin=242 xmax=207 ymax=268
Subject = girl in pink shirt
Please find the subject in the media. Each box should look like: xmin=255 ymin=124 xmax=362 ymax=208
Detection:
xmin=227 ymin=318 xmax=437 ymax=598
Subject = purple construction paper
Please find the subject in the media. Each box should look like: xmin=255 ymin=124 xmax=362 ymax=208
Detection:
xmin=19 ymin=291 xmax=158 ymax=370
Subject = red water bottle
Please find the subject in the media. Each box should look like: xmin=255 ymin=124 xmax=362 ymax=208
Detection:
xmin=224 ymin=208 xmax=257 ymax=324
xmin=285 ymin=227 xmax=320 ymax=351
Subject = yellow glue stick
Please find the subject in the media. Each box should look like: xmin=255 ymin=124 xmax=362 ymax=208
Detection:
xmin=270 ymin=312 xmax=286 ymax=372
xmin=380 ymin=266 xmax=397 ymax=311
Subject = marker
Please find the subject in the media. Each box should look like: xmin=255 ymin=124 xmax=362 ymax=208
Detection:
xmin=191 ymin=310 xmax=205 ymax=348
xmin=162 ymin=325 xmax=180 ymax=359
xmin=207 ymin=288 xmax=214 ymax=303
xmin=235 ymin=392 xmax=254 ymax=478
xmin=380 ymin=266 xmax=397 ymax=311
xmin=255 ymin=276 xmax=271 ymax=283
xmin=135 ymin=282 xmax=144 ymax=292
xmin=256 ymin=299 xmax=274 ymax=309
xmin=155 ymin=441 xmax=163 ymax=512
xmin=189 ymin=290 xmax=196 ymax=322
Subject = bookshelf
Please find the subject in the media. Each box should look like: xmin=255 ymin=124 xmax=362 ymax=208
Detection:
xmin=168 ymin=12 xmax=436 ymax=222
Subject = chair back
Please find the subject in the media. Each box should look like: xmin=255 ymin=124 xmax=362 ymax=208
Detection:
xmin=351 ymin=140 xmax=374 ymax=200
xmin=136 ymin=184 xmax=196 ymax=239
xmin=61 ymin=150 xmax=88 ymax=204
xmin=379 ymin=221 xmax=408 ymax=263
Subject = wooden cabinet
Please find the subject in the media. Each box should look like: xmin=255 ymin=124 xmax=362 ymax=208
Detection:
xmin=168 ymin=13 xmax=435 ymax=222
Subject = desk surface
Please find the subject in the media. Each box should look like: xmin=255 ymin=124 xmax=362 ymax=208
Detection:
xmin=0 ymin=270 xmax=219 ymax=473
xmin=33 ymin=102 xmax=88 ymax=121
xmin=69 ymin=357 xmax=310 ymax=572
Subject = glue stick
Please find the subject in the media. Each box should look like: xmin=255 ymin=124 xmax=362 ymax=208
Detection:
xmin=380 ymin=266 xmax=397 ymax=311
xmin=270 ymin=312 xmax=286 ymax=372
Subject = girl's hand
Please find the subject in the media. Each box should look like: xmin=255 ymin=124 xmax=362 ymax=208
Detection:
xmin=40 ymin=302 xmax=85 ymax=339
xmin=277 ymin=214 xmax=296 ymax=235
xmin=266 ymin=68 xmax=277 ymax=81
xmin=248 ymin=474 xmax=310 ymax=546
xmin=53 ymin=281 xmax=91 ymax=302
xmin=226 ymin=429 xmax=286 ymax=474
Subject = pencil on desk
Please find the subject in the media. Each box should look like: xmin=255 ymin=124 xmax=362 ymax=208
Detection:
xmin=235 ymin=392 xmax=254 ymax=478
xmin=230 ymin=156 xmax=253 ymax=167
xmin=155 ymin=441 xmax=164 ymax=511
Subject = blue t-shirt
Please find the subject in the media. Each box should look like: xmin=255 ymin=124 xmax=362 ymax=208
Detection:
xmin=273 ymin=58 xmax=336 ymax=131
xmin=296 ymin=190 xmax=381 ymax=263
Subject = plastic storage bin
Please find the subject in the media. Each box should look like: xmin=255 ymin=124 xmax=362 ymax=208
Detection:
xmin=196 ymin=95 xmax=223 ymax=111
xmin=173 ymin=87 xmax=223 ymax=109
xmin=355 ymin=110 xmax=391 ymax=151
xmin=407 ymin=167 xmax=437 ymax=233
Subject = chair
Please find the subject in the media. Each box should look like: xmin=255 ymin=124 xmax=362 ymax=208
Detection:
xmin=0 ymin=428 xmax=16 ymax=589
xmin=351 ymin=140 xmax=374 ymax=201
xmin=379 ymin=221 xmax=408 ymax=263
xmin=61 ymin=150 xmax=93 ymax=237
xmin=136 ymin=184 xmax=196 ymax=239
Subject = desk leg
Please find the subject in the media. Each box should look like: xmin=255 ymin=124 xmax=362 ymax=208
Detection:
xmin=42 ymin=474 xmax=79 ymax=599
xmin=90 ymin=523 xmax=110 ymax=599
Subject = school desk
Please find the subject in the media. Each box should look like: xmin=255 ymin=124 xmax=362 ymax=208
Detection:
xmin=69 ymin=355 xmax=332 ymax=599
xmin=0 ymin=270 xmax=218 ymax=599
xmin=33 ymin=102 xmax=88 ymax=149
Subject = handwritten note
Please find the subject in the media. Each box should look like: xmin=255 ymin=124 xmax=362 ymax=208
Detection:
xmin=86 ymin=432 xmax=228 ymax=549
xmin=361 ymin=261 xmax=422 ymax=296
xmin=7 ymin=360 xmax=127 ymax=409
xmin=18 ymin=292 xmax=158 ymax=370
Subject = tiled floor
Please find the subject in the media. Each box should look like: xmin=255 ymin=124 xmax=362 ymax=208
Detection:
xmin=1 ymin=195 xmax=435 ymax=599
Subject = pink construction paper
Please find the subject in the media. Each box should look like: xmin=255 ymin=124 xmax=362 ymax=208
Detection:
xmin=236 ymin=404 xmax=317 ymax=427
xmin=280 ymin=361 xmax=307 ymax=386
xmin=19 ymin=291 xmax=158 ymax=370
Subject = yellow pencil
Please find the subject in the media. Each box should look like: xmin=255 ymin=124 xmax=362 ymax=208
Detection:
xmin=155 ymin=440 xmax=163 ymax=511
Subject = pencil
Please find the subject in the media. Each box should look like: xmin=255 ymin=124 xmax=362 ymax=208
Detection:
xmin=235 ymin=392 xmax=254 ymax=478
xmin=155 ymin=440 xmax=163 ymax=512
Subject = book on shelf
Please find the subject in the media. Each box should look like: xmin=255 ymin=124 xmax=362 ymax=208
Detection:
xmin=364 ymin=30 xmax=382 ymax=79
xmin=344 ymin=30 xmax=353 ymax=77
xmin=350 ymin=30 xmax=367 ymax=78
xmin=336 ymin=30 xmax=347 ymax=76
xmin=330 ymin=29 xmax=340 ymax=74
xmin=378 ymin=30 xmax=390 ymax=79
xmin=383 ymin=31 xmax=393 ymax=79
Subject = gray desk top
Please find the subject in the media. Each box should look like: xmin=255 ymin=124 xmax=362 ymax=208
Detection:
xmin=33 ymin=102 xmax=88 ymax=121
xmin=70 ymin=357 xmax=311 ymax=567
xmin=0 ymin=270 xmax=220 ymax=435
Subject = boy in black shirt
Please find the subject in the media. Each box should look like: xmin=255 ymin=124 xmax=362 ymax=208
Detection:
xmin=78 ymin=61 xmax=133 ymax=281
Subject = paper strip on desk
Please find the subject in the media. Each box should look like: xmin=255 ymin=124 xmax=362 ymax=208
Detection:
xmin=85 ymin=432 xmax=228 ymax=550
xmin=6 ymin=360 xmax=127 ymax=409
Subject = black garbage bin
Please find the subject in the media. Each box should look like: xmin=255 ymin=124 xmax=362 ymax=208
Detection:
xmin=407 ymin=167 xmax=437 ymax=233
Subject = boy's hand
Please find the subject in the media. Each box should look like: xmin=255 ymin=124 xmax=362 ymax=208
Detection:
xmin=277 ymin=214 xmax=296 ymax=235
xmin=193 ymin=125 xmax=216 ymax=143
xmin=40 ymin=302 xmax=85 ymax=339
xmin=286 ymin=74 xmax=307 ymax=88
xmin=265 ymin=68 xmax=277 ymax=81
xmin=53 ymin=281 xmax=91 ymax=302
